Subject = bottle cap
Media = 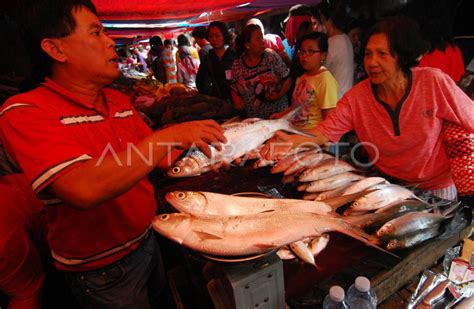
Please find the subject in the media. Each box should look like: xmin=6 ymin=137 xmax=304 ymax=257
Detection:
xmin=355 ymin=276 xmax=371 ymax=292
xmin=329 ymin=286 xmax=345 ymax=302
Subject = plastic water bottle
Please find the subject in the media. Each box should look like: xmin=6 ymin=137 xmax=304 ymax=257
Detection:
xmin=323 ymin=286 xmax=350 ymax=309
xmin=346 ymin=276 xmax=377 ymax=309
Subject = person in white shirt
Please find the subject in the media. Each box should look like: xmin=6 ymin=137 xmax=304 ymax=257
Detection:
xmin=318 ymin=2 xmax=354 ymax=99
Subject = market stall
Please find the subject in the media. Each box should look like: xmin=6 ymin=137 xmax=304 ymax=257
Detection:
xmin=149 ymin=155 xmax=472 ymax=308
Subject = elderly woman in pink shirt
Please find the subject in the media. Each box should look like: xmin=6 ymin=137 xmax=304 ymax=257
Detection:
xmin=261 ymin=16 xmax=473 ymax=200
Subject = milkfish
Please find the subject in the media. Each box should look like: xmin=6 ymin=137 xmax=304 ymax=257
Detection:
xmin=271 ymin=150 xmax=325 ymax=174
xmin=168 ymin=108 xmax=312 ymax=178
xmin=298 ymin=159 xmax=356 ymax=182
xmin=341 ymin=177 xmax=389 ymax=196
xmin=344 ymin=184 xmax=423 ymax=215
xmin=283 ymin=152 xmax=334 ymax=176
xmin=304 ymin=172 xmax=364 ymax=192
xmin=165 ymin=191 xmax=333 ymax=216
xmin=315 ymin=182 xmax=357 ymax=201
xmin=386 ymin=225 xmax=440 ymax=251
xmin=290 ymin=241 xmax=317 ymax=267
xmin=376 ymin=212 xmax=450 ymax=240
xmin=277 ymin=234 xmax=330 ymax=264
xmin=152 ymin=212 xmax=391 ymax=257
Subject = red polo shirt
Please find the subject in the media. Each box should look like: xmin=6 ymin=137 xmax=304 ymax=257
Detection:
xmin=0 ymin=78 xmax=157 ymax=271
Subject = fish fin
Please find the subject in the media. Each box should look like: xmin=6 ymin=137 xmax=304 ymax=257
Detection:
xmin=193 ymin=230 xmax=224 ymax=240
xmin=258 ymin=209 xmax=276 ymax=214
xmin=283 ymin=124 xmax=316 ymax=138
xmin=281 ymin=105 xmax=303 ymax=121
xmin=441 ymin=201 xmax=462 ymax=217
xmin=254 ymin=243 xmax=279 ymax=250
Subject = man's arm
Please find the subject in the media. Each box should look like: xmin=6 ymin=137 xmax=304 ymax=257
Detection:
xmin=50 ymin=120 xmax=225 ymax=210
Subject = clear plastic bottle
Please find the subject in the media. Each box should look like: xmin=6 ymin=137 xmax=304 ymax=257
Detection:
xmin=322 ymin=286 xmax=350 ymax=309
xmin=346 ymin=276 xmax=377 ymax=309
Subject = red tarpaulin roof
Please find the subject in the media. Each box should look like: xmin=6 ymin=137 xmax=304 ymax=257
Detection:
xmin=94 ymin=0 xmax=252 ymax=21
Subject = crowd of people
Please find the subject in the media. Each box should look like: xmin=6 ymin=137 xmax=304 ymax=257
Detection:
xmin=0 ymin=0 xmax=472 ymax=308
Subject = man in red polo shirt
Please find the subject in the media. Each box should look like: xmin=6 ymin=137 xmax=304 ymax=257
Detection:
xmin=0 ymin=0 xmax=226 ymax=308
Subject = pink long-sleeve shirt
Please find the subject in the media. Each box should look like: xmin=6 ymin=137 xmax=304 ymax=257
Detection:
xmin=317 ymin=67 xmax=474 ymax=190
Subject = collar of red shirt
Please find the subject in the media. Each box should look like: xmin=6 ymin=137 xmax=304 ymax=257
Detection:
xmin=42 ymin=77 xmax=114 ymax=111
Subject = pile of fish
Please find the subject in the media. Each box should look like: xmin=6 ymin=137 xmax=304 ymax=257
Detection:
xmin=152 ymin=190 xmax=394 ymax=267
xmin=167 ymin=108 xmax=311 ymax=178
xmin=268 ymin=151 xmax=459 ymax=251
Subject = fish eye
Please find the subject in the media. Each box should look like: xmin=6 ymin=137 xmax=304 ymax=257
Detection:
xmin=160 ymin=214 xmax=169 ymax=221
xmin=172 ymin=167 xmax=181 ymax=173
xmin=177 ymin=192 xmax=186 ymax=199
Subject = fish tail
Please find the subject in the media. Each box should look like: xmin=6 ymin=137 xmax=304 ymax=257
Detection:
xmin=441 ymin=201 xmax=462 ymax=217
xmin=278 ymin=106 xmax=315 ymax=138
xmin=333 ymin=220 xmax=400 ymax=258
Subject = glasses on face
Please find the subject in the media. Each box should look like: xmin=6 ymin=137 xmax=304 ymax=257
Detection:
xmin=297 ymin=49 xmax=322 ymax=57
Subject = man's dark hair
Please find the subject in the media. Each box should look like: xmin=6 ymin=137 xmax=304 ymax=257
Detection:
xmin=363 ymin=16 xmax=427 ymax=74
xmin=191 ymin=26 xmax=207 ymax=39
xmin=16 ymin=0 xmax=98 ymax=83
xmin=164 ymin=39 xmax=172 ymax=46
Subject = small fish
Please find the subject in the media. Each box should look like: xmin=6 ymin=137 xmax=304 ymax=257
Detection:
xmin=345 ymin=184 xmax=422 ymax=215
xmin=290 ymin=240 xmax=316 ymax=267
xmin=298 ymin=159 xmax=356 ymax=182
xmin=282 ymin=167 xmax=305 ymax=184
xmin=284 ymin=153 xmax=333 ymax=176
xmin=271 ymin=151 xmax=312 ymax=174
xmin=309 ymin=234 xmax=330 ymax=256
xmin=342 ymin=177 xmax=389 ymax=195
xmin=315 ymin=182 xmax=357 ymax=201
xmin=376 ymin=212 xmax=450 ymax=240
xmin=277 ymin=246 xmax=295 ymax=260
xmin=386 ymin=225 xmax=440 ymax=250
xmin=305 ymin=172 xmax=364 ymax=192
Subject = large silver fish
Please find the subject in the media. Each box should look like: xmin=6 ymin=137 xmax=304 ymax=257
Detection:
xmin=165 ymin=191 xmax=333 ymax=216
xmin=152 ymin=212 xmax=387 ymax=256
xmin=345 ymin=184 xmax=422 ymax=215
xmin=167 ymin=108 xmax=311 ymax=177
xmin=304 ymin=172 xmax=364 ymax=192
xmin=298 ymin=159 xmax=356 ymax=182
xmin=386 ymin=225 xmax=440 ymax=251
xmin=341 ymin=177 xmax=389 ymax=195
xmin=376 ymin=212 xmax=449 ymax=240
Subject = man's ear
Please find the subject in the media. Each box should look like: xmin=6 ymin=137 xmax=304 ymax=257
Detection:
xmin=41 ymin=38 xmax=67 ymax=63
